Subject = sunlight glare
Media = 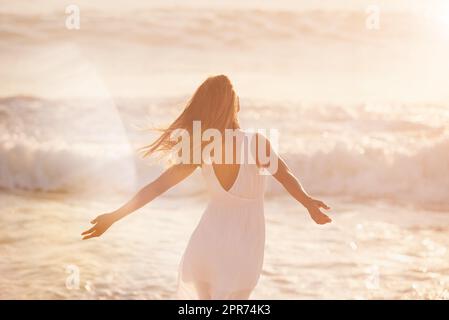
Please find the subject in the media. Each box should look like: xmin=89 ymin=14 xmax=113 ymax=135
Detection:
xmin=432 ymin=3 xmax=449 ymax=34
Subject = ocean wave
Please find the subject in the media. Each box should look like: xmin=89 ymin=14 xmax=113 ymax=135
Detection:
xmin=1 ymin=95 xmax=448 ymax=208
xmin=0 ymin=8 xmax=419 ymax=50
xmin=273 ymin=138 xmax=449 ymax=207
xmin=1 ymin=133 xmax=449 ymax=208
xmin=0 ymin=137 xmax=137 ymax=193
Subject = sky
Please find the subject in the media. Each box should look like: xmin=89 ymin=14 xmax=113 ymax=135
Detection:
xmin=2 ymin=0 xmax=449 ymax=102
xmin=1 ymin=0 xmax=448 ymax=14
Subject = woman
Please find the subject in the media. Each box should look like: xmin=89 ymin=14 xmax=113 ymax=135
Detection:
xmin=81 ymin=75 xmax=332 ymax=299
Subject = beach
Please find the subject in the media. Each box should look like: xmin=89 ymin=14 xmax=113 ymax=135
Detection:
xmin=1 ymin=190 xmax=449 ymax=299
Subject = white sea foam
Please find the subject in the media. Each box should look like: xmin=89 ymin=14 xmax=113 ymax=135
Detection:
xmin=1 ymin=2 xmax=448 ymax=205
xmin=1 ymin=96 xmax=448 ymax=207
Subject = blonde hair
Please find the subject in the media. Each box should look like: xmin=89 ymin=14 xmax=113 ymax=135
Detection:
xmin=141 ymin=75 xmax=239 ymax=158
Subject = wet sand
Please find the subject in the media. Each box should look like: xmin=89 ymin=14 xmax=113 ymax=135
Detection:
xmin=1 ymin=191 xmax=448 ymax=299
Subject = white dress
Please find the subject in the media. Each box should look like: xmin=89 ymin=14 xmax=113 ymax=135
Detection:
xmin=177 ymin=130 xmax=267 ymax=299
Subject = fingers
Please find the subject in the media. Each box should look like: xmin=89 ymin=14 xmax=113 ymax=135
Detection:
xmin=318 ymin=209 xmax=331 ymax=220
xmin=82 ymin=230 xmax=103 ymax=240
xmin=318 ymin=217 xmax=332 ymax=225
xmin=316 ymin=200 xmax=330 ymax=210
xmin=313 ymin=209 xmax=332 ymax=225
xmin=82 ymin=232 xmax=98 ymax=240
xmin=318 ymin=215 xmax=332 ymax=224
xmin=320 ymin=209 xmax=332 ymax=223
xmin=81 ymin=226 xmax=96 ymax=235
xmin=82 ymin=216 xmax=105 ymax=239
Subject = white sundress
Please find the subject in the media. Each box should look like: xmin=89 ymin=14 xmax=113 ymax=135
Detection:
xmin=177 ymin=130 xmax=267 ymax=299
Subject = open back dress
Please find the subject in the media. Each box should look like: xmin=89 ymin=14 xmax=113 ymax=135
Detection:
xmin=177 ymin=130 xmax=267 ymax=299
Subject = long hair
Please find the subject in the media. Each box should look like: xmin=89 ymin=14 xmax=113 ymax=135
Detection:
xmin=140 ymin=75 xmax=239 ymax=158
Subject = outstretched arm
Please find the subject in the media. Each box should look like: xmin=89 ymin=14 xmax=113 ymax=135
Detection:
xmin=256 ymin=133 xmax=332 ymax=225
xmin=82 ymin=164 xmax=197 ymax=239
xmin=273 ymin=157 xmax=332 ymax=224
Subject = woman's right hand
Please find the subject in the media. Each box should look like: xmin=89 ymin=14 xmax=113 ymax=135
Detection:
xmin=305 ymin=199 xmax=332 ymax=225
xmin=81 ymin=212 xmax=118 ymax=240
